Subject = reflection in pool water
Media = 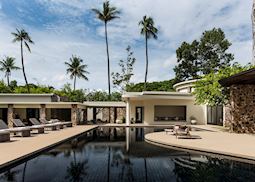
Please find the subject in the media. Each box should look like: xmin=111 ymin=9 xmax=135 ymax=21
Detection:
xmin=0 ymin=127 xmax=255 ymax=182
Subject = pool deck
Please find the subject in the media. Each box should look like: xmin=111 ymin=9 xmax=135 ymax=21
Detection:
xmin=145 ymin=126 xmax=255 ymax=163
xmin=0 ymin=125 xmax=97 ymax=169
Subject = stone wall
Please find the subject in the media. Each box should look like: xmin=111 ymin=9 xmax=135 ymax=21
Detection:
xmin=228 ymin=84 xmax=255 ymax=133
xmin=102 ymin=108 xmax=126 ymax=123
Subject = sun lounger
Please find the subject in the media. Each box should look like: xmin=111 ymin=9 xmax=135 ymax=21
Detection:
xmin=0 ymin=119 xmax=31 ymax=137
xmin=50 ymin=119 xmax=72 ymax=127
xmin=13 ymin=119 xmax=44 ymax=134
xmin=165 ymin=128 xmax=174 ymax=135
xmin=40 ymin=118 xmax=66 ymax=129
xmin=174 ymin=125 xmax=191 ymax=138
xmin=29 ymin=118 xmax=58 ymax=131
xmin=0 ymin=130 xmax=10 ymax=142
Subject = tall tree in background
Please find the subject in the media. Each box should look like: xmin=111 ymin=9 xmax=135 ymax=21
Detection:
xmin=111 ymin=45 xmax=136 ymax=91
xmin=12 ymin=29 xmax=34 ymax=93
xmin=139 ymin=16 xmax=158 ymax=91
xmin=65 ymin=55 xmax=89 ymax=91
xmin=252 ymin=1 xmax=255 ymax=64
xmin=174 ymin=41 xmax=200 ymax=81
xmin=92 ymin=1 xmax=120 ymax=98
xmin=174 ymin=28 xmax=234 ymax=81
xmin=0 ymin=57 xmax=20 ymax=86
xmin=199 ymin=28 xmax=233 ymax=74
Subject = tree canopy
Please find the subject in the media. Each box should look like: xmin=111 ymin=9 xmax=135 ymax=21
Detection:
xmin=111 ymin=45 xmax=136 ymax=91
xmin=126 ymin=79 xmax=177 ymax=92
xmin=193 ymin=63 xmax=254 ymax=106
xmin=174 ymin=28 xmax=234 ymax=82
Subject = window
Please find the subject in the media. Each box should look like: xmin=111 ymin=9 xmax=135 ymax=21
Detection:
xmin=154 ymin=105 xmax=186 ymax=122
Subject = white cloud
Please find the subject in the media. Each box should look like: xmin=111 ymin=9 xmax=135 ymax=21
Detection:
xmin=163 ymin=55 xmax=177 ymax=68
xmin=0 ymin=0 xmax=253 ymax=90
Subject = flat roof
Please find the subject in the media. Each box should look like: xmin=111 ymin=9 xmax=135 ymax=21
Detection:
xmin=83 ymin=101 xmax=126 ymax=107
xmin=0 ymin=93 xmax=55 ymax=97
xmin=0 ymin=102 xmax=86 ymax=109
xmin=0 ymin=102 xmax=82 ymax=105
xmin=173 ymin=79 xmax=198 ymax=89
xmin=122 ymin=91 xmax=194 ymax=100
xmin=219 ymin=68 xmax=255 ymax=87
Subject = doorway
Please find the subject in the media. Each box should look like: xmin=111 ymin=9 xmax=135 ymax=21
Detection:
xmin=26 ymin=108 xmax=40 ymax=120
xmin=207 ymin=106 xmax=223 ymax=126
xmin=135 ymin=107 xmax=144 ymax=123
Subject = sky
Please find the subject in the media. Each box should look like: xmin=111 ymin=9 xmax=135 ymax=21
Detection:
xmin=0 ymin=0 xmax=252 ymax=91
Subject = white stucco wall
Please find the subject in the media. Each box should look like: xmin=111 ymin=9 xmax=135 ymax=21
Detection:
xmin=129 ymin=99 xmax=206 ymax=125
xmin=0 ymin=94 xmax=53 ymax=102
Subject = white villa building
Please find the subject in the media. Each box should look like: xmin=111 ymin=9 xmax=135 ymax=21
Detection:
xmin=0 ymin=80 xmax=224 ymax=127
xmin=123 ymin=80 xmax=208 ymax=125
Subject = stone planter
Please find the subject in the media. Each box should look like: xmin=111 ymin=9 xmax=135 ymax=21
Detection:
xmin=191 ymin=119 xmax=197 ymax=125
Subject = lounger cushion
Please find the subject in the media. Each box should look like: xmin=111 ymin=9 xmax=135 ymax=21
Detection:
xmin=7 ymin=127 xmax=31 ymax=132
xmin=0 ymin=130 xmax=10 ymax=134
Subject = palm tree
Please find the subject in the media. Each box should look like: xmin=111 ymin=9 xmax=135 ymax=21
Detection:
xmin=139 ymin=16 xmax=158 ymax=91
xmin=92 ymin=1 xmax=120 ymax=98
xmin=65 ymin=55 xmax=89 ymax=91
xmin=0 ymin=57 xmax=20 ymax=86
xmin=12 ymin=29 xmax=34 ymax=93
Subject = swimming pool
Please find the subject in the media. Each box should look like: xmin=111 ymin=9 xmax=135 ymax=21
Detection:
xmin=0 ymin=127 xmax=255 ymax=182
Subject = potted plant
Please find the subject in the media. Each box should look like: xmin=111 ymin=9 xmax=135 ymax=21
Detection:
xmin=190 ymin=116 xmax=197 ymax=125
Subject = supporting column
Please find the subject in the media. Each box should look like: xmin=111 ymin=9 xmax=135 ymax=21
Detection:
xmin=84 ymin=108 xmax=87 ymax=122
xmin=40 ymin=104 xmax=46 ymax=120
xmin=71 ymin=104 xmax=78 ymax=126
xmin=126 ymin=99 xmax=130 ymax=126
xmin=93 ymin=107 xmax=97 ymax=123
xmin=7 ymin=104 xmax=14 ymax=128
xmin=114 ymin=107 xmax=117 ymax=123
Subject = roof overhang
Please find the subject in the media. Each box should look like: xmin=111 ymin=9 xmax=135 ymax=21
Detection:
xmin=0 ymin=102 xmax=86 ymax=109
xmin=0 ymin=93 xmax=55 ymax=97
xmin=83 ymin=101 xmax=126 ymax=108
xmin=173 ymin=79 xmax=198 ymax=89
xmin=219 ymin=68 xmax=255 ymax=87
xmin=122 ymin=91 xmax=194 ymax=101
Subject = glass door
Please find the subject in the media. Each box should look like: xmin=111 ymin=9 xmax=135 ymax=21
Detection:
xmin=135 ymin=107 xmax=144 ymax=123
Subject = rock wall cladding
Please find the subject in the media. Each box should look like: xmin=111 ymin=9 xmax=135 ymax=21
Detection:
xmin=102 ymin=108 xmax=126 ymax=123
xmin=229 ymin=84 xmax=255 ymax=133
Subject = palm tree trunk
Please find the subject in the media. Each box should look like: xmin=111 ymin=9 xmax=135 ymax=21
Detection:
xmin=104 ymin=22 xmax=111 ymax=99
xmin=22 ymin=161 xmax=28 ymax=182
xmin=20 ymin=41 xmax=30 ymax=93
xmin=144 ymin=33 xmax=148 ymax=91
xmin=252 ymin=1 xmax=255 ymax=64
xmin=73 ymin=75 xmax=76 ymax=91
xmin=7 ymin=73 xmax=10 ymax=87
xmin=144 ymin=158 xmax=147 ymax=182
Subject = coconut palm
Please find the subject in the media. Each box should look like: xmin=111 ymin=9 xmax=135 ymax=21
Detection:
xmin=65 ymin=55 xmax=89 ymax=91
xmin=139 ymin=16 xmax=158 ymax=91
xmin=12 ymin=29 xmax=34 ymax=93
xmin=0 ymin=57 xmax=20 ymax=86
xmin=92 ymin=1 xmax=120 ymax=98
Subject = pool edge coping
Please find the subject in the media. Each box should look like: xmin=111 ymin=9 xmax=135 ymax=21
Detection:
xmin=0 ymin=126 xmax=98 ymax=172
xmin=145 ymin=136 xmax=255 ymax=165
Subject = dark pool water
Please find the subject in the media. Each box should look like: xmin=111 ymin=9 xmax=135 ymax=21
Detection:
xmin=0 ymin=127 xmax=255 ymax=182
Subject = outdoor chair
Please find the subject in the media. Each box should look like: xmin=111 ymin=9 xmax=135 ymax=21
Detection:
xmin=173 ymin=125 xmax=191 ymax=138
xmin=29 ymin=118 xmax=59 ymax=131
xmin=13 ymin=119 xmax=44 ymax=134
xmin=49 ymin=119 xmax=72 ymax=128
xmin=39 ymin=118 xmax=64 ymax=129
xmin=0 ymin=130 xmax=10 ymax=142
xmin=0 ymin=119 xmax=31 ymax=137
